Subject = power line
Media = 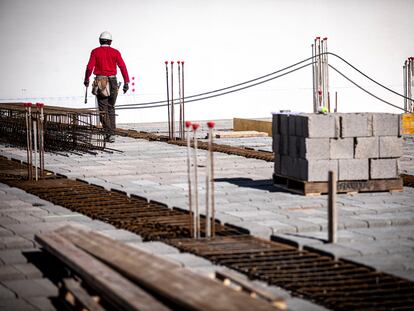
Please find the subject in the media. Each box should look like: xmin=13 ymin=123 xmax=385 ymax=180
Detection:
xmin=329 ymin=64 xmax=407 ymax=112
xmin=115 ymin=62 xmax=314 ymax=111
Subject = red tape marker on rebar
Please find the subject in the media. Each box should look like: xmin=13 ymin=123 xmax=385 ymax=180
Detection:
xmin=192 ymin=123 xmax=200 ymax=131
xmin=165 ymin=61 xmax=168 ymax=65
xmin=323 ymin=37 xmax=328 ymax=40
xmin=185 ymin=121 xmax=192 ymax=128
xmin=177 ymin=61 xmax=181 ymax=64
xmin=316 ymin=36 xmax=321 ymax=40
xmin=171 ymin=61 xmax=174 ymax=64
xmin=181 ymin=61 xmax=185 ymax=64
xmin=36 ymin=103 xmax=44 ymax=108
xmin=25 ymin=102 xmax=33 ymax=107
xmin=207 ymin=121 xmax=215 ymax=128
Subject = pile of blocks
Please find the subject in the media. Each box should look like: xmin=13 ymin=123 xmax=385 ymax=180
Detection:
xmin=272 ymin=113 xmax=402 ymax=182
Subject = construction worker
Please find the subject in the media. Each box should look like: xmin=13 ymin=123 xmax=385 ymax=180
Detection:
xmin=84 ymin=31 xmax=130 ymax=142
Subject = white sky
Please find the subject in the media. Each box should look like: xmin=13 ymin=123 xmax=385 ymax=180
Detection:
xmin=0 ymin=0 xmax=413 ymax=123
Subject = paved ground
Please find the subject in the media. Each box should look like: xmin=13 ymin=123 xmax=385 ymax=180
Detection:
xmin=0 ymin=119 xmax=413 ymax=310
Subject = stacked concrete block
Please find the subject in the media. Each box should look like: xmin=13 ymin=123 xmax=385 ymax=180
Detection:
xmin=272 ymin=112 xmax=402 ymax=183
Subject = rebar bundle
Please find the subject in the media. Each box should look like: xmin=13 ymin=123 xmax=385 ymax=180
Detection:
xmin=312 ymin=37 xmax=330 ymax=113
xmin=0 ymin=103 xmax=106 ymax=153
xmin=403 ymin=57 xmax=414 ymax=113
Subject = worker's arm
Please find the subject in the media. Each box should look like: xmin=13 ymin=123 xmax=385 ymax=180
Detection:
xmin=84 ymin=50 xmax=96 ymax=86
xmin=117 ymin=51 xmax=130 ymax=84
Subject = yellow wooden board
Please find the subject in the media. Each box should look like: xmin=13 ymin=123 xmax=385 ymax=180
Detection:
xmin=233 ymin=118 xmax=272 ymax=136
xmin=401 ymin=113 xmax=414 ymax=135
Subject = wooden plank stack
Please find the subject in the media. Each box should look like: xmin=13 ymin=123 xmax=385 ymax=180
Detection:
xmin=35 ymin=226 xmax=283 ymax=311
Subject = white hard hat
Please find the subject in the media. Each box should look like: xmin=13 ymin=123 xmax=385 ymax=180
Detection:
xmin=99 ymin=31 xmax=112 ymax=40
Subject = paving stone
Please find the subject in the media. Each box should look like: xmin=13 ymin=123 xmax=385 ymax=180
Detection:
xmin=0 ymin=249 xmax=41 ymax=265
xmin=0 ymin=265 xmax=23 ymax=281
xmin=24 ymin=297 xmax=56 ymax=311
xmin=0 ymin=236 xmax=34 ymax=250
xmin=0 ymin=298 xmax=38 ymax=311
xmin=163 ymin=253 xmax=212 ymax=268
xmin=304 ymin=244 xmax=362 ymax=259
xmin=2 ymin=278 xmax=58 ymax=298
xmin=286 ymin=297 xmax=330 ymax=311
xmin=225 ymin=221 xmax=272 ymax=239
xmin=0 ymin=283 xmax=16 ymax=299
xmin=126 ymin=241 xmax=180 ymax=255
xmin=271 ymin=233 xmax=324 ymax=250
xmin=12 ymin=264 xmax=43 ymax=279
xmin=256 ymin=220 xmax=297 ymax=234
xmin=98 ymin=229 xmax=142 ymax=242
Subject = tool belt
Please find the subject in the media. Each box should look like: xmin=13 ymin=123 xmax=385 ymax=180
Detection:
xmin=92 ymin=76 xmax=111 ymax=97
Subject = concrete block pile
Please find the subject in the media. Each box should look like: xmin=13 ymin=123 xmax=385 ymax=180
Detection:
xmin=272 ymin=113 xmax=402 ymax=182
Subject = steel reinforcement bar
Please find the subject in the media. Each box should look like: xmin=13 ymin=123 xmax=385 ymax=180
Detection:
xmin=0 ymin=156 xmax=413 ymax=310
xmin=0 ymin=103 xmax=106 ymax=153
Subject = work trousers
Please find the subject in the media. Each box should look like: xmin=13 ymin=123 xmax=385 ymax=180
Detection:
xmin=97 ymin=77 xmax=118 ymax=135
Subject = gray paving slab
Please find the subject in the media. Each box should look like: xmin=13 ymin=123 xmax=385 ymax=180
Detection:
xmin=2 ymin=278 xmax=58 ymax=298
xmin=0 ymin=298 xmax=37 ymax=311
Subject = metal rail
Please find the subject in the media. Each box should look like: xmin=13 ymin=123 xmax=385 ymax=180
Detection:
xmin=0 ymin=156 xmax=413 ymax=310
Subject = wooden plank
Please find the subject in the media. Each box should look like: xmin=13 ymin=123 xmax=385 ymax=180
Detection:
xmin=35 ymin=232 xmax=171 ymax=311
xmin=60 ymin=278 xmax=105 ymax=311
xmin=215 ymin=131 xmax=268 ymax=138
xmin=401 ymin=113 xmax=414 ymax=135
xmin=58 ymin=226 xmax=277 ymax=311
xmin=233 ymin=118 xmax=272 ymax=136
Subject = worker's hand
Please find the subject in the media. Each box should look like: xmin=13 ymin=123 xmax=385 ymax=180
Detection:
xmin=123 ymin=83 xmax=129 ymax=94
xmin=84 ymin=80 xmax=89 ymax=87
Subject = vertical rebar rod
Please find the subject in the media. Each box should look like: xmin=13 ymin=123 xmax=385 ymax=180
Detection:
xmin=192 ymin=123 xmax=200 ymax=238
xmin=33 ymin=119 xmax=38 ymax=181
xmin=328 ymin=170 xmax=337 ymax=243
xmin=171 ymin=61 xmax=175 ymax=140
xmin=207 ymin=122 xmax=216 ymax=238
xmin=185 ymin=121 xmax=194 ymax=238
xmin=312 ymin=43 xmax=316 ymax=112
xmin=178 ymin=61 xmax=183 ymax=139
xmin=24 ymin=104 xmax=32 ymax=180
xmin=165 ymin=61 xmax=171 ymax=139
xmin=335 ymin=91 xmax=338 ymax=113
xmin=404 ymin=61 xmax=407 ymax=112
xmin=205 ymin=129 xmax=211 ymax=239
xmin=39 ymin=104 xmax=45 ymax=176
xmin=28 ymin=105 xmax=33 ymax=180
xmin=181 ymin=61 xmax=185 ymax=139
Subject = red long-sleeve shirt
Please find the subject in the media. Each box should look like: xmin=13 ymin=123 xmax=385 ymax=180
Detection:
xmin=84 ymin=46 xmax=130 ymax=83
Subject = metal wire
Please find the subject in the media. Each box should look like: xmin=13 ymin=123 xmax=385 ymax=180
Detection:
xmin=114 ymin=52 xmax=413 ymax=112
xmin=329 ymin=64 xmax=407 ymax=112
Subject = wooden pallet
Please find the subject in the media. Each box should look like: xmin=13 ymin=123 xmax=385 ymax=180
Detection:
xmin=273 ymin=173 xmax=403 ymax=196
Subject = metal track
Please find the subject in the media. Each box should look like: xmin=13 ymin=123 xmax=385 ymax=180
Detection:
xmin=0 ymin=157 xmax=413 ymax=310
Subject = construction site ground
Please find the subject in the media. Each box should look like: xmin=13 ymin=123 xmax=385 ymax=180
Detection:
xmin=0 ymin=119 xmax=413 ymax=311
